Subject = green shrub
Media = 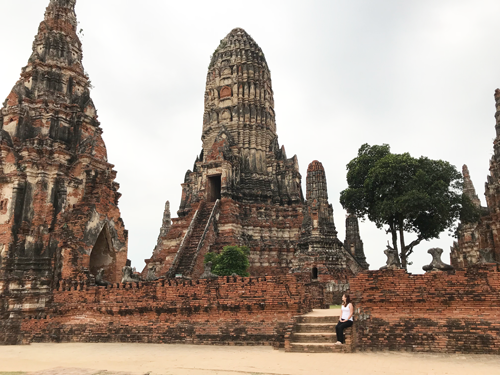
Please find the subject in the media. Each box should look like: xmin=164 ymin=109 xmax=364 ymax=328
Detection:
xmin=204 ymin=245 xmax=250 ymax=276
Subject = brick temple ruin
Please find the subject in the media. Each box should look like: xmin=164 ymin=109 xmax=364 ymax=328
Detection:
xmin=0 ymin=0 xmax=499 ymax=354
xmin=0 ymin=0 xmax=127 ymax=311
xmin=451 ymin=89 xmax=500 ymax=268
xmin=143 ymin=27 xmax=366 ymax=282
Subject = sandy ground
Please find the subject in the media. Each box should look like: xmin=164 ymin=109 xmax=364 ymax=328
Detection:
xmin=0 ymin=343 xmax=500 ymax=375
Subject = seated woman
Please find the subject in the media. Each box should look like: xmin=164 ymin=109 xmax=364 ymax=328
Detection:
xmin=335 ymin=293 xmax=353 ymax=345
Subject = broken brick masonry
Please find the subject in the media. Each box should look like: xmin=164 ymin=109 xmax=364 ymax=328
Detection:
xmin=0 ymin=0 xmax=128 ymax=316
xmin=452 ymin=89 xmax=500 ymax=267
xmin=351 ymin=264 xmax=500 ymax=354
xmin=2 ymin=264 xmax=499 ymax=354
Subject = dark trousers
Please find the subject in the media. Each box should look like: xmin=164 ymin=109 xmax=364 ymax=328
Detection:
xmin=336 ymin=320 xmax=353 ymax=343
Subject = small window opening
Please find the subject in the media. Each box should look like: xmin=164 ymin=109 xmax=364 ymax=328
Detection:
xmin=312 ymin=267 xmax=318 ymax=280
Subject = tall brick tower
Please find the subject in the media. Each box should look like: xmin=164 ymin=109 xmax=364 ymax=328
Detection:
xmin=149 ymin=28 xmax=304 ymax=277
xmin=146 ymin=28 xmax=364 ymax=280
xmin=450 ymin=165 xmax=482 ymax=268
xmin=0 ymin=0 xmax=128 ymax=307
xmin=452 ymin=90 xmax=500 ymax=267
xmin=292 ymin=161 xmax=363 ymax=281
xmin=344 ymin=212 xmax=369 ymax=269
xmin=178 ymin=28 xmax=302 ymax=214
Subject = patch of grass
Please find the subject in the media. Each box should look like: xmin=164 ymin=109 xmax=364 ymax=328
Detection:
xmin=0 ymin=372 xmax=26 ymax=375
xmin=330 ymin=304 xmax=341 ymax=309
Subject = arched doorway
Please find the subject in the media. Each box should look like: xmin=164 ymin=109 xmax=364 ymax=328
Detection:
xmin=89 ymin=224 xmax=115 ymax=279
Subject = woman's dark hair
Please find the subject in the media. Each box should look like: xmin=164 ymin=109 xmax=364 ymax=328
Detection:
xmin=342 ymin=294 xmax=351 ymax=307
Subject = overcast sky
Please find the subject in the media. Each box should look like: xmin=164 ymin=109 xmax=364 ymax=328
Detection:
xmin=2 ymin=0 xmax=500 ymax=274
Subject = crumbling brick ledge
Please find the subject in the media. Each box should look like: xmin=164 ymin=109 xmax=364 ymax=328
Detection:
xmin=350 ymin=263 xmax=500 ymax=354
xmin=2 ymin=265 xmax=500 ymax=354
xmin=1 ymin=275 xmax=311 ymax=346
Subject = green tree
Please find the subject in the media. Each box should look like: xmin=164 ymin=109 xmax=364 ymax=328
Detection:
xmin=204 ymin=245 xmax=250 ymax=276
xmin=339 ymin=144 xmax=480 ymax=270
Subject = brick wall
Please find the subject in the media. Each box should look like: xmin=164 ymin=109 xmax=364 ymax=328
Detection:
xmin=350 ymin=264 xmax=500 ymax=354
xmin=5 ymin=275 xmax=310 ymax=345
xmin=5 ymin=265 xmax=499 ymax=352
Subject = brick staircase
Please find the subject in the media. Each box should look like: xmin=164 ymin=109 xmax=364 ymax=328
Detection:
xmin=174 ymin=202 xmax=216 ymax=276
xmin=285 ymin=309 xmax=353 ymax=353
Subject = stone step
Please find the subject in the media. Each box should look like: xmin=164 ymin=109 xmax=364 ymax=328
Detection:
xmin=192 ymin=226 xmax=207 ymax=231
xmin=175 ymin=203 xmax=215 ymax=274
xmin=181 ymin=248 xmax=198 ymax=253
xmin=178 ymin=260 xmax=194 ymax=267
xmin=179 ymin=250 xmax=196 ymax=257
xmin=291 ymin=333 xmax=336 ymax=343
xmin=288 ymin=343 xmax=350 ymax=353
xmin=173 ymin=203 xmax=216 ymax=276
xmin=296 ymin=316 xmax=339 ymax=324
xmin=182 ymin=245 xmax=199 ymax=251
xmin=294 ymin=323 xmax=337 ymax=333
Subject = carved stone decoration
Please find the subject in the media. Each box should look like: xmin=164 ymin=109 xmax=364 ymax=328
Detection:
xmin=200 ymin=262 xmax=218 ymax=279
xmin=479 ymin=248 xmax=496 ymax=264
xmin=380 ymin=246 xmax=401 ymax=270
xmin=220 ymin=86 xmax=231 ymax=99
xmin=121 ymin=266 xmax=143 ymax=283
xmin=81 ymin=267 xmax=95 ymax=286
xmin=95 ymin=268 xmax=110 ymax=286
xmin=422 ymin=248 xmax=454 ymax=272
xmin=145 ymin=265 xmax=159 ymax=281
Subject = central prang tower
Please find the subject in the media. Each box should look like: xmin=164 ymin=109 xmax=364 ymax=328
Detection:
xmin=145 ymin=28 xmax=366 ymax=280
xmin=178 ymin=28 xmax=301 ymax=214
xmin=203 ymin=28 xmax=276 ymax=166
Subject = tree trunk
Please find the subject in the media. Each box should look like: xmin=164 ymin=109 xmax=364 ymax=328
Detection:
xmin=399 ymin=227 xmax=408 ymax=271
xmin=389 ymin=221 xmax=401 ymax=266
xmin=398 ymin=219 xmax=407 ymax=270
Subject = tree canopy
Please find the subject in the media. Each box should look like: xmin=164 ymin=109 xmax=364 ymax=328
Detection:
xmin=204 ymin=245 xmax=250 ymax=276
xmin=339 ymin=144 xmax=479 ymax=269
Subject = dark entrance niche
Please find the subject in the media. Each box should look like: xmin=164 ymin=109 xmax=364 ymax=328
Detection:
xmin=207 ymin=175 xmax=222 ymax=202
xmin=312 ymin=267 xmax=318 ymax=280
xmin=89 ymin=224 xmax=114 ymax=278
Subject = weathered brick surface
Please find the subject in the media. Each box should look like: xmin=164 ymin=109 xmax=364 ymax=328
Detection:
xmin=0 ymin=0 xmax=128 ymax=306
xmin=452 ymin=91 xmax=500 ymax=267
xmin=145 ymin=31 xmax=363 ymax=285
xmin=4 ymin=275 xmax=310 ymax=345
xmin=350 ymin=264 xmax=500 ymax=353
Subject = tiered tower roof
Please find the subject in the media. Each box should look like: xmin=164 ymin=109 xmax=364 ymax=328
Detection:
xmin=462 ymin=165 xmax=481 ymax=208
xmin=202 ymin=28 xmax=276 ymax=163
xmin=0 ymin=0 xmax=127 ymax=284
xmin=306 ymin=160 xmax=328 ymax=201
xmin=2 ymin=0 xmax=102 ymax=158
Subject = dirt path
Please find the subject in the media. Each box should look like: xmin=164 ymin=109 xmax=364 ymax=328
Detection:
xmin=0 ymin=343 xmax=499 ymax=375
